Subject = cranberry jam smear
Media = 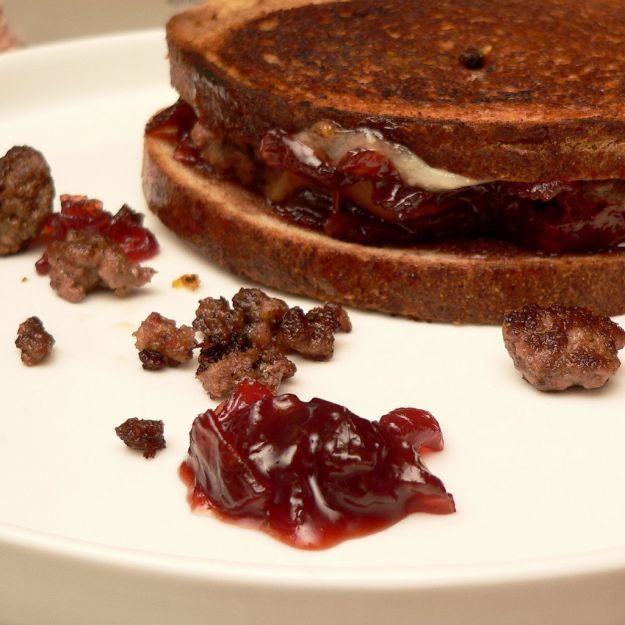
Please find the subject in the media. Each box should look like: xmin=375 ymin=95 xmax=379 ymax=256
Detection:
xmin=149 ymin=100 xmax=625 ymax=254
xmin=180 ymin=379 xmax=455 ymax=550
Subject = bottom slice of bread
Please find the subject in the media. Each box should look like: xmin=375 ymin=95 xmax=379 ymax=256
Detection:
xmin=143 ymin=133 xmax=625 ymax=324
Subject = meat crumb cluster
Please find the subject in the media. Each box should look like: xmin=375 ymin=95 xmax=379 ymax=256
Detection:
xmin=195 ymin=288 xmax=350 ymax=398
xmin=503 ymin=303 xmax=625 ymax=391
xmin=133 ymin=287 xmax=351 ymax=399
xmin=0 ymin=146 xmax=54 ymax=256
xmin=0 ymin=144 xmax=158 ymax=301
xmin=115 ymin=418 xmax=166 ymax=459
xmin=47 ymin=231 xmax=155 ymax=303
xmin=15 ymin=316 xmax=55 ymax=366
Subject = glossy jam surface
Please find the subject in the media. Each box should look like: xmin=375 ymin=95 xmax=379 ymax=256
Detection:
xmin=180 ymin=380 xmax=455 ymax=550
xmin=149 ymin=100 xmax=625 ymax=254
xmin=35 ymin=195 xmax=159 ymax=274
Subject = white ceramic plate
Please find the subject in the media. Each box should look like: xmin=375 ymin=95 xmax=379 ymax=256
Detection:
xmin=0 ymin=31 xmax=624 ymax=625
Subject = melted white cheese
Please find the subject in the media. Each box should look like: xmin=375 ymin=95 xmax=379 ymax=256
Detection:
xmin=296 ymin=122 xmax=482 ymax=192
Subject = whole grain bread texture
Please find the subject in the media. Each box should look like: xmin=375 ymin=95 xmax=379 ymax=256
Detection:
xmin=167 ymin=0 xmax=625 ymax=182
xmin=143 ymin=132 xmax=625 ymax=324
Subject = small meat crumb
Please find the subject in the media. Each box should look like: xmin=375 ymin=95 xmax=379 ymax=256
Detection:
xmin=193 ymin=295 xmax=245 ymax=346
xmin=0 ymin=145 xmax=54 ymax=256
xmin=232 ymin=287 xmax=289 ymax=348
xmin=502 ymin=304 xmax=625 ymax=391
xmin=172 ymin=273 xmax=200 ymax=291
xmin=15 ymin=316 xmax=55 ymax=366
xmin=133 ymin=312 xmax=198 ymax=369
xmin=277 ymin=303 xmax=352 ymax=360
xmin=115 ymin=418 xmax=165 ymax=459
xmin=197 ymin=347 xmax=296 ymax=398
xmin=46 ymin=230 xmax=155 ymax=302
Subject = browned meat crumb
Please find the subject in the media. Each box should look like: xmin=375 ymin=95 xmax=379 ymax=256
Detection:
xmin=138 ymin=349 xmax=168 ymax=371
xmin=232 ymin=287 xmax=289 ymax=348
xmin=193 ymin=296 xmax=245 ymax=346
xmin=133 ymin=312 xmax=197 ymax=369
xmin=196 ymin=348 xmax=296 ymax=399
xmin=0 ymin=146 xmax=54 ymax=255
xmin=172 ymin=273 xmax=200 ymax=291
xmin=277 ymin=303 xmax=351 ymax=360
xmin=15 ymin=316 xmax=55 ymax=366
xmin=503 ymin=304 xmax=625 ymax=391
xmin=316 ymin=302 xmax=352 ymax=333
xmin=46 ymin=230 xmax=155 ymax=302
xmin=115 ymin=418 xmax=165 ymax=459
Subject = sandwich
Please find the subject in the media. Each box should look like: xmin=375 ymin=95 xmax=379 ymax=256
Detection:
xmin=142 ymin=0 xmax=625 ymax=324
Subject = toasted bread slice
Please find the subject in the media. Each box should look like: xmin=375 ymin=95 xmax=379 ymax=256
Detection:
xmin=167 ymin=0 xmax=625 ymax=182
xmin=143 ymin=131 xmax=625 ymax=324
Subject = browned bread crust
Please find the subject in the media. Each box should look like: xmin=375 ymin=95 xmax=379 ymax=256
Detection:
xmin=143 ymin=132 xmax=625 ymax=324
xmin=167 ymin=0 xmax=625 ymax=182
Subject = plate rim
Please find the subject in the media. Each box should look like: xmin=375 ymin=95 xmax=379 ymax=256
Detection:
xmin=0 ymin=29 xmax=624 ymax=597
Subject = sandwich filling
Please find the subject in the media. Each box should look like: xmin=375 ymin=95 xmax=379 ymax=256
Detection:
xmin=147 ymin=100 xmax=625 ymax=254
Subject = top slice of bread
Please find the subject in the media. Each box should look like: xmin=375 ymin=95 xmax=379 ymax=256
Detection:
xmin=167 ymin=0 xmax=625 ymax=181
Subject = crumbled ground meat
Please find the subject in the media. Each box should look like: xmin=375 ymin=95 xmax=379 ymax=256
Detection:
xmin=138 ymin=349 xmax=168 ymax=370
xmin=503 ymin=304 xmax=625 ymax=391
xmin=15 ymin=316 xmax=55 ymax=366
xmin=115 ymin=418 xmax=165 ymax=458
xmin=46 ymin=230 xmax=155 ymax=302
xmin=232 ymin=287 xmax=289 ymax=348
xmin=313 ymin=302 xmax=352 ymax=333
xmin=277 ymin=303 xmax=351 ymax=360
xmin=137 ymin=287 xmax=350 ymax=398
xmin=196 ymin=340 xmax=239 ymax=368
xmin=0 ymin=146 xmax=54 ymax=255
xmin=191 ymin=288 xmax=351 ymax=398
xmin=193 ymin=296 xmax=245 ymax=346
xmin=133 ymin=312 xmax=197 ymax=369
xmin=196 ymin=347 xmax=296 ymax=399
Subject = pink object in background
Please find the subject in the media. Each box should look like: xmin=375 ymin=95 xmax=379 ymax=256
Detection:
xmin=0 ymin=6 xmax=19 ymax=50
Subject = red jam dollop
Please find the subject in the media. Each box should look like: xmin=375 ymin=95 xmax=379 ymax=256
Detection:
xmin=35 ymin=194 xmax=159 ymax=275
xmin=180 ymin=379 xmax=455 ymax=550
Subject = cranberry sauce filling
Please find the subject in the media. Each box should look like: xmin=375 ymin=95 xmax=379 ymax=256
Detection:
xmin=147 ymin=100 xmax=625 ymax=254
xmin=180 ymin=379 xmax=455 ymax=550
xmin=146 ymin=100 xmax=207 ymax=169
xmin=34 ymin=195 xmax=159 ymax=275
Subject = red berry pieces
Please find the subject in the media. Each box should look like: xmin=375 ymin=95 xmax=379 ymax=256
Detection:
xmin=36 ymin=194 xmax=158 ymax=275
